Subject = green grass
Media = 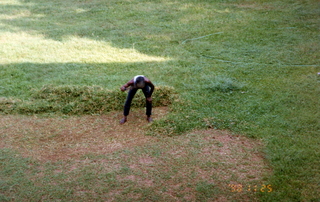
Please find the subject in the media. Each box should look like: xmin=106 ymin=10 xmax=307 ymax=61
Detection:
xmin=0 ymin=85 xmax=177 ymax=114
xmin=1 ymin=0 xmax=319 ymax=201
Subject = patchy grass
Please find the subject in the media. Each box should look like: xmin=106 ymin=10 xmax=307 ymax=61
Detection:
xmin=0 ymin=107 xmax=169 ymax=161
xmin=0 ymin=113 xmax=270 ymax=201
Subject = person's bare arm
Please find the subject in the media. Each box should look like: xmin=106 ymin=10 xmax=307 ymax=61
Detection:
xmin=120 ymin=79 xmax=134 ymax=91
xmin=144 ymin=77 xmax=154 ymax=100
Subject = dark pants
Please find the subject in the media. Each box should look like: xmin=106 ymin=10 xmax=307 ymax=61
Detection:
xmin=123 ymin=86 xmax=152 ymax=116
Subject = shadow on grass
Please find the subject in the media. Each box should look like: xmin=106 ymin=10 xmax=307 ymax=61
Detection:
xmin=0 ymin=62 xmax=178 ymax=115
xmin=2 ymin=0 xmax=186 ymax=53
xmin=0 ymin=61 xmax=174 ymax=96
xmin=0 ymin=0 xmax=238 ymax=59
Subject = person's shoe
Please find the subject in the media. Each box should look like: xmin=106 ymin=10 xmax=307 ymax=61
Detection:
xmin=147 ymin=117 xmax=153 ymax=123
xmin=120 ymin=117 xmax=127 ymax=124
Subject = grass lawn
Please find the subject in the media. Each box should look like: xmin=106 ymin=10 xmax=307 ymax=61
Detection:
xmin=1 ymin=0 xmax=319 ymax=201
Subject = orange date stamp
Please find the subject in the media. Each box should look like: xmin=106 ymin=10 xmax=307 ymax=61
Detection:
xmin=228 ymin=184 xmax=273 ymax=193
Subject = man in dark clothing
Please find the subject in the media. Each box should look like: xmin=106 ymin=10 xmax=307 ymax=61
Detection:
xmin=120 ymin=75 xmax=154 ymax=124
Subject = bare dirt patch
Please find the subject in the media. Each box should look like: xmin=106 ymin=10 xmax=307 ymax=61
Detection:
xmin=0 ymin=109 xmax=271 ymax=200
xmin=103 ymin=129 xmax=271 ymax=201
xmin=0 ymin=107 xmax=168 ymax=161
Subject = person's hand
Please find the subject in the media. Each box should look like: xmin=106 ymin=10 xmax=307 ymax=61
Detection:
xmin=146 ymin=97 xmax=152 ymax=103
xmin=120 ymin=86 xmax=126 ymax=92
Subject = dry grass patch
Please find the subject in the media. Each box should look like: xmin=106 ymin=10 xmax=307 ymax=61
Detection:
xmin=0 ymin=107 xmax=168 ymax=161
xmin=95 ymin=129 xmax=271 ymax=201
xmin=0 ymin=110 xmax=271 ymax=201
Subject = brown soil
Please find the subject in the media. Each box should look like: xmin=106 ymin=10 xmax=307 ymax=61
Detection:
xmin=0 ymin=107 xmax=272 ymax=200
xmin=0 ymin=107 xmax=168 ymax=161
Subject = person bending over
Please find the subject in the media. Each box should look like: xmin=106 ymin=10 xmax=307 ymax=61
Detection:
xmin=120 ymin=75 xmax=154 ymax=124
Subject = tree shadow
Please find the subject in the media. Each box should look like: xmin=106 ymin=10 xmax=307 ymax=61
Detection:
xmin=1 ymin=0 xmax=231 ymax=97
xmin=0 ymin=61 xmax=178 ymax=114
xmin=1 ymin=0 xmax=195 ymax=57
xmin=0 ymin=61 xmax=175 ymax=97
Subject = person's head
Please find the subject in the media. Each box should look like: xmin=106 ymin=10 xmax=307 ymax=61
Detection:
xmin=134 ymin=76 xmax=145 ymax=88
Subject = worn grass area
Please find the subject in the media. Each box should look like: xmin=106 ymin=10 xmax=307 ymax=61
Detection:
xmin=1 ymin=0 xmax=319 ymax=201
xmin=0 ymin=107 xmax=168 ymax=161
xmin=0 ymin=111 xmax=270 ymax=201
